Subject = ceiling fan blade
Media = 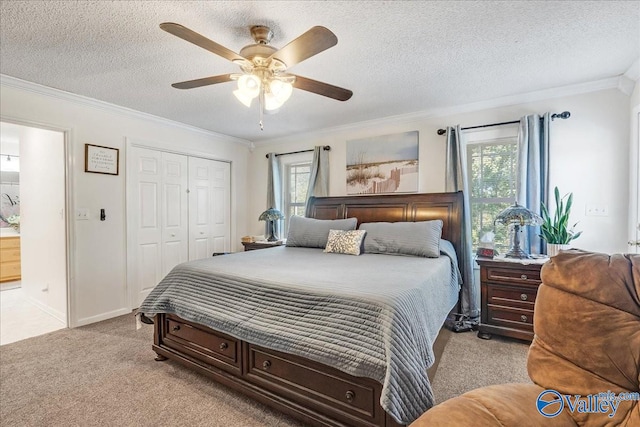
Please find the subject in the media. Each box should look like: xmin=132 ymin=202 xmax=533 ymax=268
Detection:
xmin=171 ymin=74 xmax=234 ymax=90
xmin=268 ymin=26 xmax=338 ymax=68
xmin=291 ymin=75 xmax=353 ymax=101
xmin=160 ymin=22 xmax=246 ymax=63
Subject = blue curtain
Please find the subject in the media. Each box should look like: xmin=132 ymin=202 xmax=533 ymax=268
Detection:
xmin=266 ymin=153 xmax=282 ymax=238
xmin=516 ymin=113 xmax=550 ymax=255
xmin=305 ymin=146 xmax=330 ymax=213
xmin=445 ymin=126 xmax=479 ymax=321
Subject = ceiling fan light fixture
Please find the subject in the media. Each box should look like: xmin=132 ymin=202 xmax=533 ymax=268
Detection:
xmin=263 ymin=92 xmax=284 ymax=111
xmin=233 ymin=89 xmax=254 ymax=108
xmin=237 ymin=74 xmax=261 ymax=97
xmin=269 ymin=79 xmax=293 ymax=102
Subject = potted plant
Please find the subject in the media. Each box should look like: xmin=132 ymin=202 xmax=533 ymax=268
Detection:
xmin=539 ymin=187 xmax=582 ymax=257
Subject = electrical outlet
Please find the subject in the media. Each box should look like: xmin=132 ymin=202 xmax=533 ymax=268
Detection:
xmin=585 ymin=204 xmax=609 ymax=217
xmin=76 ymin=208 xmax=89 ymax=220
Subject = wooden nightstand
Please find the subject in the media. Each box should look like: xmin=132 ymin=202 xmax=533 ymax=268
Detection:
xmin=476 ymin=257 xmax=547 ymax=342
xmin=241 ymin=240 xmax=284 ymax=251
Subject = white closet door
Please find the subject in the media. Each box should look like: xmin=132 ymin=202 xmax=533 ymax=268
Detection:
xmin=130 ymin=147 xmax=163 ymax=306
xmin=130 ymin=147 xmax=189 ymax=306
xmin=188 ymin=157 xmax=231 ymax=259
xmin=161 ymin=152 xmax=189 ymax=274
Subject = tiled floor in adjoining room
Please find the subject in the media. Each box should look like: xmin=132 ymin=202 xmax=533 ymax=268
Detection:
xmin=0 ymin=283 xmax=66 ymax=345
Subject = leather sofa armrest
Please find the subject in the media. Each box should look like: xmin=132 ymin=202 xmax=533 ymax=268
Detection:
xmin=410 ymin=383 xmax=577 ymax=427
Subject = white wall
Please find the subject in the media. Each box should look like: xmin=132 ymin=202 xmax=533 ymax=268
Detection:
xmin=0 ymin=79 xmax=251 ymax=327
xmin=20 ymin=126 xmax=67 ymax=321
xmin=248 ymin=88 xmax=631 ymax=254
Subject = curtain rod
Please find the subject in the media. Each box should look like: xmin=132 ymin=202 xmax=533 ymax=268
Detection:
xmin=436 ymin=111 xmax=571 ymax=135
xmin=265 ymin=145 xmax=331 ymax=159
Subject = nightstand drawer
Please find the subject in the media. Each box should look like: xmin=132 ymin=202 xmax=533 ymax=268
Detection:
xmin=485 ymin=266 xmax=541 ymax=285
xmin=477 ymin=258 xmax=546 ymax=342
xmin=487 ymin=306 xmax=534 ymax=331
xmin=488 ymin=285 xmax=537 ymax=309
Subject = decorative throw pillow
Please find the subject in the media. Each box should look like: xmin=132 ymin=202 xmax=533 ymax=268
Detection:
xmin=359 ymin=220 xmax=443 ymax=258
xmin=286 ymin=216 xmax=358 ymax=248
xmin=324 ymin=229 xmax=367 ymax=255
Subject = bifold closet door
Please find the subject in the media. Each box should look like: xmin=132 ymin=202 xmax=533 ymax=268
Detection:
xmin=188 ymin=157 xmax=231 ymax=259
xmin=130 ymin=146 xmax=231 ymax=307
xmin=130 ymin=147 xmax=189 ymax=307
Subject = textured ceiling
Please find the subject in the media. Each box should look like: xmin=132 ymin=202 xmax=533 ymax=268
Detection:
xmin=1 ymin=1 xmax=638 ymax=143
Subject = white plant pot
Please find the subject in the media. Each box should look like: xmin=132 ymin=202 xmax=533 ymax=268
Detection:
xmin=547 ymin=243 xmax=570 ymax=257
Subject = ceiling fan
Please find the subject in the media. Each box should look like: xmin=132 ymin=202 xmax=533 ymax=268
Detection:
xmin=160 ymin=22 xmax=353 ymax=129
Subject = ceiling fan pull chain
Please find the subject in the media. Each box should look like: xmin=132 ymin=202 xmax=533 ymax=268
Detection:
xmin=259 ymin=88 xmax=265 ymax=130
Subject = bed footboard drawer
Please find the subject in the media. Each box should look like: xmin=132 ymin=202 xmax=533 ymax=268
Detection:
xmin=246 ymin=344 xmax=384 ymax=426
xmin=161 ymin=314 xmax=241 ymax=373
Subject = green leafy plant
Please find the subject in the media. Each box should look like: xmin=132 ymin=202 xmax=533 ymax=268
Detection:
xmin=539 ymin=187 xmax=582 ymax=244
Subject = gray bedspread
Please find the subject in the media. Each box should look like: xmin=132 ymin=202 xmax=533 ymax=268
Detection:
xmin=139 ymin=241 xmax=461 ymax=424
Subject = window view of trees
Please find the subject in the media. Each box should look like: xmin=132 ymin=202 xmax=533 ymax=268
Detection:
xmin=284 ymin=162 xmax=311 ymax=231
xmin=467 ymin=140 xmax=518 ymax=254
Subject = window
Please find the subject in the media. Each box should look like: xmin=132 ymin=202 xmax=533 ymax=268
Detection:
xmin=283 ymin=160 xmax=311 ymax=233
xmin=466 ymin=133 xmax=518 ymax=254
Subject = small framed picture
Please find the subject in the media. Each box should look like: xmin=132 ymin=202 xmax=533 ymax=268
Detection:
xmin=85 ymin=144 xmax=119 ymax=175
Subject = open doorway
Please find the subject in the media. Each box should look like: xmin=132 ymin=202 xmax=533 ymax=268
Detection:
xmin=0 ymin=122 xmax=68 ymax=345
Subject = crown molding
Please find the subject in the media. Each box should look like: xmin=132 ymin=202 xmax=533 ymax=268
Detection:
xmin=624 ymin=58 xmax=640 ymax=81
xmin=254 ymin=76 xmax=621 ymax=146
xmin=0 ymin=74 xmax=252 ymax=147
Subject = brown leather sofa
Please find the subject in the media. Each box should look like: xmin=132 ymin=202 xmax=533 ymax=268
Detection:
xmin=411 ymin=250 xmax=640 ymax=426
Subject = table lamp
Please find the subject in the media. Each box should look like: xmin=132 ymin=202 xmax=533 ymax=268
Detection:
xmin=494 ymin=202 xmax=543 ymax=259
xmin=259 ymin=208 xmax=285 ymax=241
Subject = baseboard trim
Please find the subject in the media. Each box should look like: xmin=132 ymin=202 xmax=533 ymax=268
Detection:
xmin=23 ymin=293 xmax=67 ymax=325
xmin=75 ymin=308 xmax=131 ymax=327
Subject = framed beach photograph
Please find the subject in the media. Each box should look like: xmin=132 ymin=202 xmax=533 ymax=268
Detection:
xmin=85 ymin=144 xmax=119 ymax=175
xmin=346 ymin=131 xmax=419 ymax=195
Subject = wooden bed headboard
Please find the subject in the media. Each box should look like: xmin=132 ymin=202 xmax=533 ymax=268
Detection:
xmin=306 ymin=191 xmax=466 ymax=287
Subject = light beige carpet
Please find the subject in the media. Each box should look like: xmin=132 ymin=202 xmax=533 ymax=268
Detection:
xmin=0 ymin=314 xmax=530 ymax=426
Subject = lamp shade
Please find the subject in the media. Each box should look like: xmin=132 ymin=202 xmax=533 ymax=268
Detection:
xmin=494 ymin=202 xmax=542 ymax=259
xmin=259 ymin=208 xmax=284 ymax=222
xmin=494 ymin=202 xmax=542 ymax=227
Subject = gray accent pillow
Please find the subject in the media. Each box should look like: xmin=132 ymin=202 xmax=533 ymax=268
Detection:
xmin=359 ymin=220 xmax=443 ymax=258
xmin=286 ymin=216 xmax=358 ymax=248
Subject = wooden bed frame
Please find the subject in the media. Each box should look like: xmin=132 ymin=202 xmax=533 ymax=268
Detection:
xmin=151 ymin=191 xmax=465 ymax=427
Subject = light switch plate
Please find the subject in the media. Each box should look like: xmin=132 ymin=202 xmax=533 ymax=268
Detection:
xmin=76 ymin=208 xmax=89 ymax=220
xmin=585 ymin=204 xmax=608 ymax=217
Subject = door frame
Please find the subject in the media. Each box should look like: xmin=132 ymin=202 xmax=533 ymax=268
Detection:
xmin=630 ymin=105 xmax=640 ymax=253
xmin=0 ymin=115 xmax=73 ymax=327
xmin=125 ymin=138 xmax=232 ymax=310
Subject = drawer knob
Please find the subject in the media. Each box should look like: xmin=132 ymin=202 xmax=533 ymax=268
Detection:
xmin=521 ymin=274 xmax=528 ymax=280
xmin=172 ymin=325 xmax=180 ymax=332
xmin=262 ymin=360 xmax=271 ymax=370
xmin=345 ymin=390 xmax=356 ymax=402
xmin=520 ymin=315 xmax=528 ymax=322
xmin=520 ymin=293 xmax=528 ymax=301
xmin=219 ymin=342 xmax=228 ymax=351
